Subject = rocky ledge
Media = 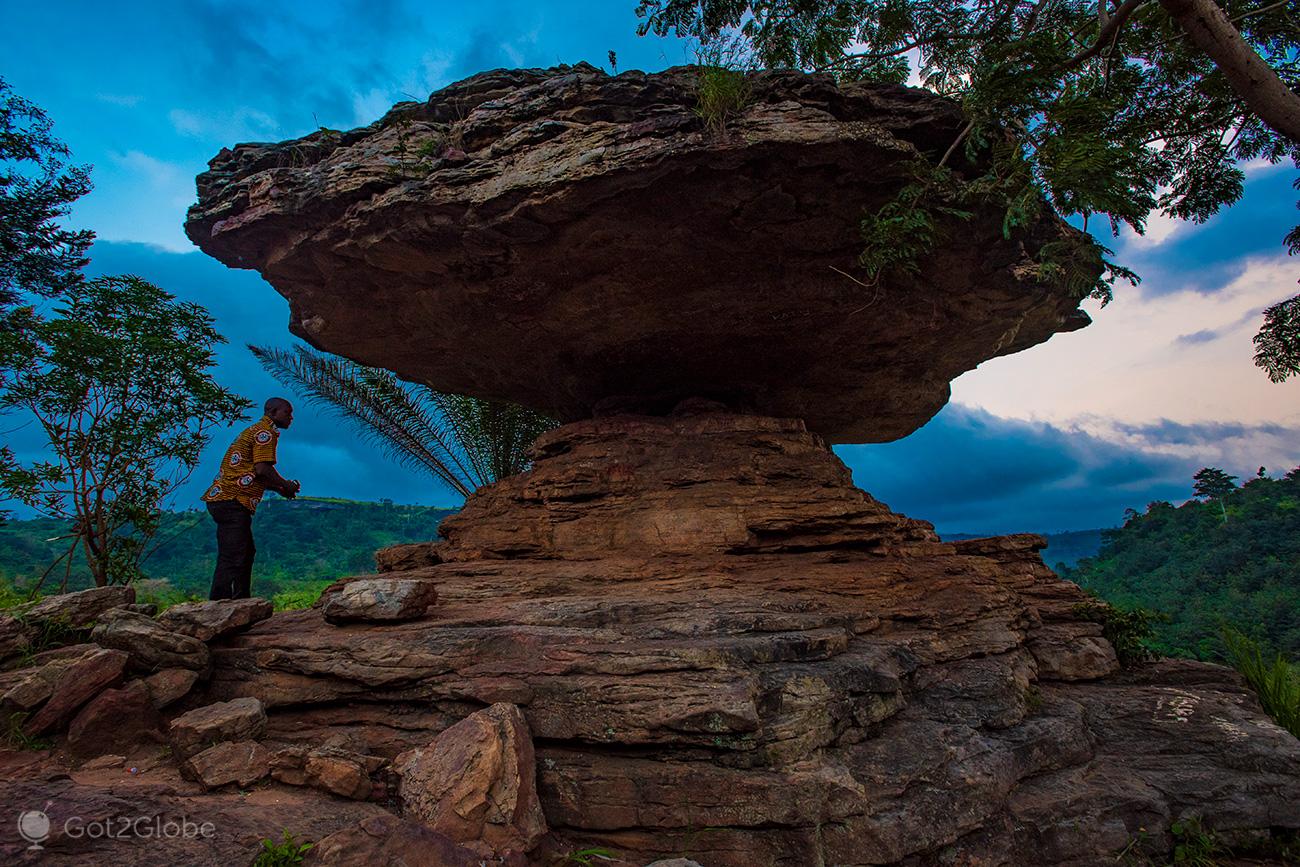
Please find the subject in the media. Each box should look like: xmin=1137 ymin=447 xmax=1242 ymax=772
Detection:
xmin=184 ymin=64 xmax=1092 ymax=443
xmin=6 ymin=413 xmax=1290 ymax=866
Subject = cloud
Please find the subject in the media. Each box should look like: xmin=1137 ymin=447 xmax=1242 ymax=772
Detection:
xmin=953 ymin=254 xmax=1300 ymax=429
xmin=170 ymin=107 xmax=279 ymax=142
xmin=836 ymin=404 xmax=1210 ymax=535
xmin=95 ymin=93 xmax=142 ymax=107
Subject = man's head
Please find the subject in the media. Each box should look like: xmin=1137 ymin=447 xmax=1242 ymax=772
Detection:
xmin=264 ymin=397 xmax=294 ymax=429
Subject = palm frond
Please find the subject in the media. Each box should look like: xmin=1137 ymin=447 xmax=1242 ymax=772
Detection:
xmin=248 ymin=344 xmax=555 ymax=498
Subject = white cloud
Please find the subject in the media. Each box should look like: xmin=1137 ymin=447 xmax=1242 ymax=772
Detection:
xmin=95 ymin=93 xmax=142 ymax=107
xmin=351 ymin=88 xmax=395 ymax=127
xmin=952 ymin=254 xmax=1300 ymax=434
xmin=169 ymin=107 xmax=279 ymax=143
xmin=87 ymin=151 xmax=197 ymax=252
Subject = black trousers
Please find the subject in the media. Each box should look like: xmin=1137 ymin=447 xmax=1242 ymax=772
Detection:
xmin=207 ymin=500 xmax=255 ymax=600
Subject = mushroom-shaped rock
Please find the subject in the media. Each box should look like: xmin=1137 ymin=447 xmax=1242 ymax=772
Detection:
xmin=156 ymin=597 xmax=273 ymax=642
xmin=185 ymin=64 xmax=1094 ymax=443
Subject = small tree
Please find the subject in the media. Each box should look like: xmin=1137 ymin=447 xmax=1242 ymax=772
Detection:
xmin=0 ymin=276 xmax=251 ymax=587
xmin=0 ymin=76 xmax=93 ymax=314
xmin=1192 ymin=466 xmax=1237 ymax=523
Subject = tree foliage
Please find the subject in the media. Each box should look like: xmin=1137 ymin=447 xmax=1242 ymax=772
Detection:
xmin=0 ymin=76 xmax=93 ymax=312
xmin=0 ymin=276 xmax=251 ymax=587
xmin=1062 ymin=467 xmax=1300 ymax=659
xmin=1192 ymin=465 xmax=1238 ymax=500
xmin=250 ymin=344 xmax=556 ymax=498
xmin=635 ymin=0 xmax=1300 ymax=377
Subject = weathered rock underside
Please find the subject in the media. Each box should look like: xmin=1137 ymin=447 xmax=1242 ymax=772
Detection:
xmin=185 ymin=413 xmax=1299 ymax=865
xmin=184 ymin=64 xmax=1093 ymax=443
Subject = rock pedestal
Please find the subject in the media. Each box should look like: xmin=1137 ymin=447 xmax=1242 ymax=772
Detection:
xmin=200 ymin=413 xmax=1300 ymax=866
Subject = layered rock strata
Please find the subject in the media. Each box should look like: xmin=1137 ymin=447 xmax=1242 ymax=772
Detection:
xmin=193 ymin=413 xmax=1300 ymax=865
xmin=184 ymin=64 xmax=1094 ymax=443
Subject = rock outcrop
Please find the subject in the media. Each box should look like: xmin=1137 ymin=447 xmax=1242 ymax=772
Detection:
xmin=184 ymin=64 xmax=1094 ymax=443
xmin=190 ymin=413 xmax=1300 ymax=866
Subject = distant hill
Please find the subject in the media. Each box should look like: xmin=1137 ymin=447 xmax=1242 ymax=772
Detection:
xmin=1061 ymin=472 xmax=1300 ymax=660
xmin=942 ymin=529 xmax=1107 ymax=569
xmin=0 ymin=497 xmax=457 ymax=600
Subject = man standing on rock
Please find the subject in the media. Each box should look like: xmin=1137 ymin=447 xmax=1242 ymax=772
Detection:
xmin=201 ymin=397 xmax=301 ymax=600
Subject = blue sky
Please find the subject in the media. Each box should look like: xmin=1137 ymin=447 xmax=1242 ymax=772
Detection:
xmin=3 ymin=0 xmax=1298 ymax=534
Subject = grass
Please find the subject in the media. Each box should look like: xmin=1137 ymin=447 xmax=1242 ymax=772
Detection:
xmin=553 ymin=848 xmax=617 ymax=866
xmin=252 ymin=830 xmax=312 ymax=866
xmin=3 ymin=711 xmax=54 ymax=751
xmin=1170 ymin=818 xmax=1225 ymax=865
xmin=271 ymin=580 xmax=332 ymax=611
xmin=1222 ymin=627 xmax=1300 ymax=738
xmin=692 ymin=35 xmax=753 ymax=136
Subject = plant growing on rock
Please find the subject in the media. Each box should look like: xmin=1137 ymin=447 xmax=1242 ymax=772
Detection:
xmin=636 ymin=0 xmax=1300 ymax=381
xmin=1221 ymin=627 xmax=1300 ymax=738
xmin=252 ymin=830 xmax=312 ymax=866
xmin=250 ymin=344 xmax=555 ymax=497
xmin=692 ymin=34 xmax=755 ymax=135
xmin=1072 ymin=599 xmax=1163 ymax=666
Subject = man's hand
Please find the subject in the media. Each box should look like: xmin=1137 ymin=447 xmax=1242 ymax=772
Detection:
xmin=254 ymin=462 xmax=300 ymax=499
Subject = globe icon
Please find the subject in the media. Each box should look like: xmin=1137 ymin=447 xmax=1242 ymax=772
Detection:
xmin=17 ymin=810 xmax=50 ymax=847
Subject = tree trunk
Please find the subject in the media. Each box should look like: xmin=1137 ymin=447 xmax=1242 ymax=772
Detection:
xmin=1159 ymin=0 xmax=1300 ymax=145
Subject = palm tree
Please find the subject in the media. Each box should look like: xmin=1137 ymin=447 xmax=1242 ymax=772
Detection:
xmin=249 ymin=344 xmax=556 ymax=498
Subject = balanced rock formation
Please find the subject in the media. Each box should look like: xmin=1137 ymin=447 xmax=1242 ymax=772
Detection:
xmin=185 ymin=64 xmax=1093 ymax=443
xmin=170 ymin=63 xmax=1300 ymax=866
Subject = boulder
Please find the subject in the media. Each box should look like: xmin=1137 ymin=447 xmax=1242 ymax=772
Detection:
xmin=156 ymin=597 xmax=273 ymax=642
xmin=169 ymin=697 xmax=266 ymax=758
xmin=393 ymin=702 xmax=546 ymax=856
xmin=142 ymin=666 xmax=200 ymax=709
xmin=271 ymin=743 xmax=383 ymax=800
xmin=22 ymin=647 xmax=128 ymax=736
xmin=66 ymin=679 xmax=160 ymax=758
xmin=184 ymin=65 xmax=1093 ymax=444
xmin=0 ymin=614 xmax=30 ymax=663
xmin=306 ymin=814 xmax=482 ymax=867
xmin=90 ymin=608 xmax=210 ymax=671
xmin=375 ymin=541 xmax=444 ymax=573
xmin=181 ymin=739 xmax=271 ymax=789
xmin=321 ymin=577 xmax=437 ymax=624
xmin=1 ymin=655 xmax=78 ymax=712
xmin=21 ymin=585 xmax=136 ymax=628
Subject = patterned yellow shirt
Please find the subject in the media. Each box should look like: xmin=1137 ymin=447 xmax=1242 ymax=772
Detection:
xmin=202 ymin=415 xmax=280 ymax=512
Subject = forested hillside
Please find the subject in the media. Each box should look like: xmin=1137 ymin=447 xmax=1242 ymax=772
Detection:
xmin=1063 ymin=469 xmax=1300 ymax=659
xmin=0 ymin=498 xmax=455 ymax=602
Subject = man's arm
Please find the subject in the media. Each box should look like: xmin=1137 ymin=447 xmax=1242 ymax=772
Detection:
xmin=254 ymin=462 xmax=300 ymax=498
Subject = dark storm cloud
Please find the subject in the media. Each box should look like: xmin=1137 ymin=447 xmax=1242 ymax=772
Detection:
xmin=1112 ymin=418 xmax=1295 ymax=447
xmin=835 ymin=405 xmax=1194 ymax=535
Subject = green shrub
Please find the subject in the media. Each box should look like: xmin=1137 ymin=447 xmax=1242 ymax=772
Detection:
xmin=253 ymin=830 xmax=312 ymax=866
xmin=1222 ymin=627 xmax=1300 ymax=738
xmin=1073 ymin=600 xmax=1164 ymax=667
